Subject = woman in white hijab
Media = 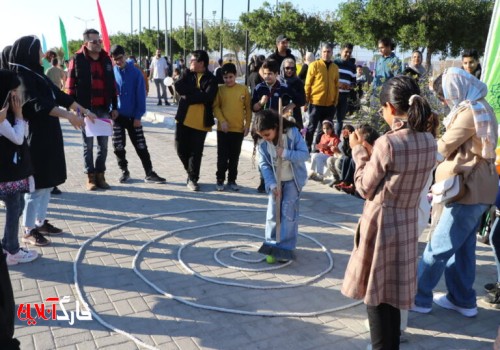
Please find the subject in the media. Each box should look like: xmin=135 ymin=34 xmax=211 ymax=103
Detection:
xmin=414 ymin=67 xmax=498 ymax=317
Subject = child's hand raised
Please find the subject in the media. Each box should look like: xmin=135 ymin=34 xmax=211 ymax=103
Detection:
xmin=0 ymin=105 xmax=7 ymax=123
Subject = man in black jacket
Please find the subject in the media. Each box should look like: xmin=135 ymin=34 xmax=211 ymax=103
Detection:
xmin=66 ymin=29 xmax=118 ymax=191
xmin=267 ymin=34 xmax=296 ymax=68
xmin=174 ymin=50 xmax=218 ymax=191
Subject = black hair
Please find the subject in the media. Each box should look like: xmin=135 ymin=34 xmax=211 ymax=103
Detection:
xmin=252 ymin=109 xmax=298 ymax=160
xmin=356 ymin=65 xmax=363 ymax=69
xmin=109 ymin=45 xmax=125 ymax=56
xmin=51 ymin=57 xmax=58 ymax=66
xmin=341 ymin=43 xmax=354 ymax=50
xmin=44 ymin=50 xmax=56 ymax=60
xmin=262 ymin=59 xmax=279 ymax=74
xmin=378 ymin=37 xmax=395 ymax=51
xmin=249 ymin=54 xmax=265 ymax=73
xmin=358 ymin=124 xmax=380 ymax=146
xmin=221 ymin=63 xmax=236 ymax=75
xmin=379 ymin=75 xmax=437 ymax=135
xmin=218 ymin=58 xmax=223 ymax=65
xmin=83 ymin=28 xmax=100 ymax=41
xmin=343 ymin=124 xmax=355 ymax=133
xmin=190 ymin=50 xmax=209 ymax=68
xmin=110 ymin=44 xmax=125 ymax=57
xmin=462 ymin=49 xmax=479 ymax=61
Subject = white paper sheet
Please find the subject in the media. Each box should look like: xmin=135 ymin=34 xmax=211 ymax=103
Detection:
xmin=84 ymin=118 xmax=113 ymax=137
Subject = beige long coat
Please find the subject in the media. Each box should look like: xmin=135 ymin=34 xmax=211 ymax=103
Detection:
xmin=341 ymin=127 xmax=436 ymax=309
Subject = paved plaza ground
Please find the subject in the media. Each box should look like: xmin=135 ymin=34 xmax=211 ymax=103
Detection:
xmin=2 ymin=95 xmax=499 ymax=350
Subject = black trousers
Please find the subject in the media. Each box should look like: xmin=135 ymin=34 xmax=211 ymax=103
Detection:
xmin=0 ymin=246 xmax=20 ymax=349
xmin=216 ymin=131 xmax=244 ymax=183
xmin=334 ymin=92 xmax=350 ymax=137
xmin=366 ymin=303 xmax=400 ymax=350
xmin=112 ymin=116 xmax=153 ymax=175
xmin=175 ymin=123 xmax=207 ymax=182
xmin=305 ymin=104 xmax=336 ymax=152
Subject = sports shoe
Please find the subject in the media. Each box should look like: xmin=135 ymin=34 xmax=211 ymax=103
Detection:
xmin=410 ymin=304 xmax=432 ymax=314
xmin=145 ymin=171 xmax=166 ymax=183
xmin=257 ymin=183 xmax=266 ymax=193
xmin=216 ymin=181 xmax=224 ymax=191
xmin=227 ymin=181 xmax=239 ymax=191
xmin=22 ymin=228 xmax=50 ymax=246
xmin=157 ymin=100 xmax=162 ymax=106
xmin=433 ymin=293 xmax=478 ymax=317
xmin=484 ymin=282 xmax=500 ymax=293
xmin=6 ymin=248 xmax=39 ymax=266
xmin=119 ymin=170 xmax=130 ymax=183
xmin=187 ymin=179 xmax=200 ymax=191
xmin=482 ymin=290 xmax=500 ymax=309
xmin=36 ymin=220 xmax=63 ymax=235
xmin=51 ymin=186 xmax=62 ymax=195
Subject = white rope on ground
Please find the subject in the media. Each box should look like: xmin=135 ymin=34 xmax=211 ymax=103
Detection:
xmin=74 ymin=208 xmax=362 ymax=350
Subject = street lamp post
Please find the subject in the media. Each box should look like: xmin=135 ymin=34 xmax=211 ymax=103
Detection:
xmin=74 ymin=16 xmax=94 ymax=29
xmin=219 ymin=0 xmax=224 ymax=61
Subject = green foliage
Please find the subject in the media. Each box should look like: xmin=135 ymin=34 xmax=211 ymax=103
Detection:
xmin=240 ymin=1 xmax=336 ymax=58
xmin=335 ymin=0 xmax=494 ymax=66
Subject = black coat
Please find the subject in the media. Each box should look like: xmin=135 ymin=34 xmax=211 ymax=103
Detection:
xmin=17 ymin=68 xmax=74 ymax=189
xmin=174 ymin=70 xmax=218 ymax=128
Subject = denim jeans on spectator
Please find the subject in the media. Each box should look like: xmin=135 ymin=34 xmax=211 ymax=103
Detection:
xmin=154 ymin=78 xmax=167 ymax=101
xmin=82 ymin=110 xmax=110 ymax=174
xmin=0 ymin=192 xmax=24 ymax=254
xmin=22 ymin=188 xmax=51 ymax=229
xmin=415 ymin=202 xmax=488 ymax=309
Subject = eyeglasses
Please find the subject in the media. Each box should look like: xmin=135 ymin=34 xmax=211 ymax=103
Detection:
xmin=87 ymin=39 xmax=102 ymax=45
xmin=284 ymin=67 xmax=296 ymax=71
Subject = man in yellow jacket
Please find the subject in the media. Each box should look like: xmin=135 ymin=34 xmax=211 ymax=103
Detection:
xmin=304 ymin=43 xmax=339 ymax=152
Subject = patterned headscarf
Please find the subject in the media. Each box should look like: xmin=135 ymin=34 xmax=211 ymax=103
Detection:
xmin=442 ymin=67 xmax=496 ymax=160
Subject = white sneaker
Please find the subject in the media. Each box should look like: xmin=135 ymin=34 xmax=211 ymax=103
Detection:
xmin=410 ymin=304 xmax=432 ymax=314
xmin=6 ymin=248 xmax=39 ymax=266
xmin=433 ymin=293 xmax=478 ymax=317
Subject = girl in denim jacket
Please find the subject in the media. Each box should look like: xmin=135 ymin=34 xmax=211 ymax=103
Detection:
xmin=253 ymin=110 xmax=309 ymax=263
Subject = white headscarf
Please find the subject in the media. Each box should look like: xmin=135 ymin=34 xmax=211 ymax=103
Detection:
xmin=442 ymin=67 xmax=496 ymax=160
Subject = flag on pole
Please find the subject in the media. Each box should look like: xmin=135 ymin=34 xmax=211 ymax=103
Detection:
xmin=481 ymin=0 xmax=500 ymax=168
xmin=96 ymin=0 xmax=110 ymax=53
xmin=482 ymin=0 xmax=500 ymax=120
xmin=59 ymin=17 xmax=69 ymax=60
xmin=41 ymin=34 xmax=47 ymax=53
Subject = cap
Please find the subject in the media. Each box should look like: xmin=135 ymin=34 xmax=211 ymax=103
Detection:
xmin=276 ymin=34 xmax=289 ymax=43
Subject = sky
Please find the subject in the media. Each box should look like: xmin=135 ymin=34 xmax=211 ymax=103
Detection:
xmin=0 ymin=0 xmax=342 ymax=52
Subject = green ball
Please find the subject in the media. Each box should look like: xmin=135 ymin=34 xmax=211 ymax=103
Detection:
xmin=266 ymin=255 xmax=276 ymax=264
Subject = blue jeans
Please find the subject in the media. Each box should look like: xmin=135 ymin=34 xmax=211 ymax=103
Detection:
xmin=22 ymin=188 xmax=51 ymax=229
xmin=415 ymin=203 xmax=488 ymax=309
xmin=82 ymin=110 xmax=110 ymax=174
xmin=0 ymin=192 xmax=24 ymax=254
xmin=264 ymin=180 xmax=300 ymax=251
xmin=489 ymin=216 xmax=500 ymax=282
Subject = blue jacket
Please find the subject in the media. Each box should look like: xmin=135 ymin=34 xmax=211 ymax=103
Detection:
xmin=114 ymin=60 xmax=146 ymax=119
xmin=258 ymin=127 xmax=309 ymax=192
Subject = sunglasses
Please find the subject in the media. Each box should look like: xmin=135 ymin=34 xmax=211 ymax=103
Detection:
xmin=284 ymin=67 xmax=296 ymax=71
xmin=87 ymin=39 xmax=102 ymax=45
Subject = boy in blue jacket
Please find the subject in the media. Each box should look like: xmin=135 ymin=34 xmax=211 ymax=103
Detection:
xmin=110 ymin=45 xmax=165 ymax=184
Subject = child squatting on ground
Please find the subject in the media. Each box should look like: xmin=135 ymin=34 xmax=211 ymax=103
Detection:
xmin=253 ymin=109 xmax=309 ymax=263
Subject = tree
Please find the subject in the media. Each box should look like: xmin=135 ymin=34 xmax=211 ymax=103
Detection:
xmin=336 ymin=0 xmax=495 ymax=67
xmin=205 ymin=20 xmax=247 ymax=73
xmin=240 ymin=1 xmax=334 ymax=59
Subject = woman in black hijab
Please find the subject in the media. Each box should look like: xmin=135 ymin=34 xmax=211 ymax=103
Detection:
xmin=9 ymin=35 xmax=93 ymax=246
xmin=0 ymin=46 xmax=12 ymax=70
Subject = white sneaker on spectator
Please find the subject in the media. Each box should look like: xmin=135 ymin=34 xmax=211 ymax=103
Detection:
xmin=6 ymin=247 xmax=39 ymax=266
xmin=433 ymin=293 xmax=477 ymax=317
